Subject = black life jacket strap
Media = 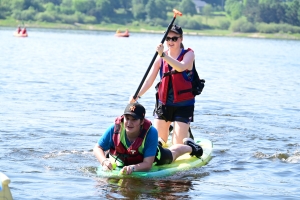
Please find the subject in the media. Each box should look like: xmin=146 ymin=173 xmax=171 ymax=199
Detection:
xmin=162 ymin=70 xmax=179 ymax=78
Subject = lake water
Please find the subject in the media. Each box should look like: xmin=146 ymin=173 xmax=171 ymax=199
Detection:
xmin=1 ymin=27 xmax=299 ymax=200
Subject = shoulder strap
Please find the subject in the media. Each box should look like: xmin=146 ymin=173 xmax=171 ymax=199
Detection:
xmin=192 ymin=61 xmax=199 ymax=80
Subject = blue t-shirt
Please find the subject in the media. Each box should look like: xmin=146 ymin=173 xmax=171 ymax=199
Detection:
xmin=98 ymin=124 xmax=158 ymax=158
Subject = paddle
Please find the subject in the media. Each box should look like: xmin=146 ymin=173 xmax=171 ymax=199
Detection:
xmin=133 ymin=9 xmax=182 ymax=100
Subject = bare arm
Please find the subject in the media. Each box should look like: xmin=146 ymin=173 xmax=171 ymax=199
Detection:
xmin=93 ymin=144 xmax=113 ymax=171
xmin=138 ymin=57 xmax=161 ymax=96
xmin=157 ymin=43 xmax=195 ymax=72
xmin=94 ymin=143 xmax=155 ymax=174
xmin=161 ymin=51 xmax=194 ymax=72
xmin=129 ymin=57 xmax=161 ymax=103
xmin=120 ymin=156 xmax=155 ymax=175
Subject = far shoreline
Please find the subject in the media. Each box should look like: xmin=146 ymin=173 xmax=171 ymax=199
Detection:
xmin=1 ymin=21 xmax=300 ymax=41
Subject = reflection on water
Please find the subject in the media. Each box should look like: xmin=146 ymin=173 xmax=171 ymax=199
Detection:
xmin=96 ymin=178 xmax=192 ymax=199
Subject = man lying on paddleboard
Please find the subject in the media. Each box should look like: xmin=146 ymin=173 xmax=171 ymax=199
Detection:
xmin=93 ymin=103 xmax=203 ymax=175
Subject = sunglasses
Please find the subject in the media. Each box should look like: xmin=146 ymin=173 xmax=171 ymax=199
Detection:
xmin=166 ymin=36 xmax=181 ymax=42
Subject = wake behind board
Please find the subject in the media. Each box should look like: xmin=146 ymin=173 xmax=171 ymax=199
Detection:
xmin=96 ymin=138 xmax=213 ymax=178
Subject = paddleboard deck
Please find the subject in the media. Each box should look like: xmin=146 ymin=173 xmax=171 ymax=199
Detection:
xmin=96 ymin=138 xmax=213 ymax=178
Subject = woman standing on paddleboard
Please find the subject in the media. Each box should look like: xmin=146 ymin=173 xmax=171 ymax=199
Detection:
xmin=130 ymin=25 xmax=196 ymax=145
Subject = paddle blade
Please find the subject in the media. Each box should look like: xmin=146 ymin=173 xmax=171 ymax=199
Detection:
xmin=173 ymin=9 xmax=182 ymax=18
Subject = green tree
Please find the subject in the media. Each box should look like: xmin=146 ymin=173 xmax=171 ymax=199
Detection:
xmin=179 ymin=0 xmax=197 ymax=16
xmin=61 ymin=0 xmax=72 ymax=7
xmin=30 ymin=0 xmax=45 ymax=12
xmin=203 ymin=4 xmax=213 ymax=24
xmin=0 ymin=0 xmax=12 ymax=19
xmin=11 ymin=0 xmax=44 ymax=12
xmin=285 ymin=0 xmax=300 ymax=26
xmin=132 ymin=0 xmax=146 ymax=19
xmin=41 ymin=0 xmax=62 ymax=5
xmin=243 ymin=0 xmax=260 ymax=23
xmin=165 ymin=0 xmax=180 ymax=11
xmin=44 ymin=2 xmax=55 ymax=12
xmin=258 ymin=0 xmax=271 ymax=3
xmin=145 ymin=0 xmax=157 ymax=19
xmin=258 ymin=2 xmax=286 ymax=23
xmin=90 ymin=0 xmax=114 ymax=22
xmin=11 ymin=0 xmax=25 ymax=10
xmin=117 ymin=0 xmax=132 ymax=11
xmin=225 ymin=0 xmax=244 ymax=20
xmin=35 ymin=12 xmax=55 ymax=22
xmin=72 ymin=0 xmax=95 ymax=14
xmin=154 ymin=0 xmax=167 ymax=19
xmin=59 ymin=0 xmax=75 ymax=15
xmin=144 ymin=0 xmax=167 ymax=21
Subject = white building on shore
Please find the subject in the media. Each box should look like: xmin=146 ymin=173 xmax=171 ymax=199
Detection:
xmin=192 ymin=0 xmax=207 ymax=13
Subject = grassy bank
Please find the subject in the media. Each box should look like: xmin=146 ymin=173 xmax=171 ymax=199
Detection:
xmin=1 ymin=18 xmax=300 ymax=40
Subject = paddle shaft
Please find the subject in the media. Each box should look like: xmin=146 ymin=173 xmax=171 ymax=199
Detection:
xmin=133 ymin=10 xmax=182 ymax=99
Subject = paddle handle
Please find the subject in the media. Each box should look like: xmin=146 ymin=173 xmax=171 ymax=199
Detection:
xmin=133 ymin=9 xmax=182 ymax=99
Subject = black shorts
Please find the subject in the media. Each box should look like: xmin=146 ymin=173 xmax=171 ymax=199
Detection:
xmin=154 ymin=104 xmax=194 ymax=124
xmin=155 ymin=145 xmax=173 ymax=166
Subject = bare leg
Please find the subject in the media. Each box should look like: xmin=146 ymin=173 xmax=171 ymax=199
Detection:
xmin=168 ymin=144 xmax=192 ymax=161
xmin=153 ymin=119 xmax=172 ymax=143
xmin=172 ymin=121 xmax=190 ymax=144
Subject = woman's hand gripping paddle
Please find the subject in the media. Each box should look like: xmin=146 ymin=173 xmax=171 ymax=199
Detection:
xmin=133 ymin=9 xmax=182 ymax=100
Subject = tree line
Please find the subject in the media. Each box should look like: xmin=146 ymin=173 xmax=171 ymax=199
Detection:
xmin=0 ymin=0 xmax=197 ymax=25
xmin=0 ymin=0 xmax=300 ymax=33
xmin=225 ymin=0 xmax=300 ymax=26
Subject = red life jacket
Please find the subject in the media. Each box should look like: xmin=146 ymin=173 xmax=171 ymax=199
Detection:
xmin=21 ymin=28 xmax=27 ymax=34
xmin=109 ymin=116 xmax=152 ymax=166
xmin=158 ymin=48 xmax=195 ymax=104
